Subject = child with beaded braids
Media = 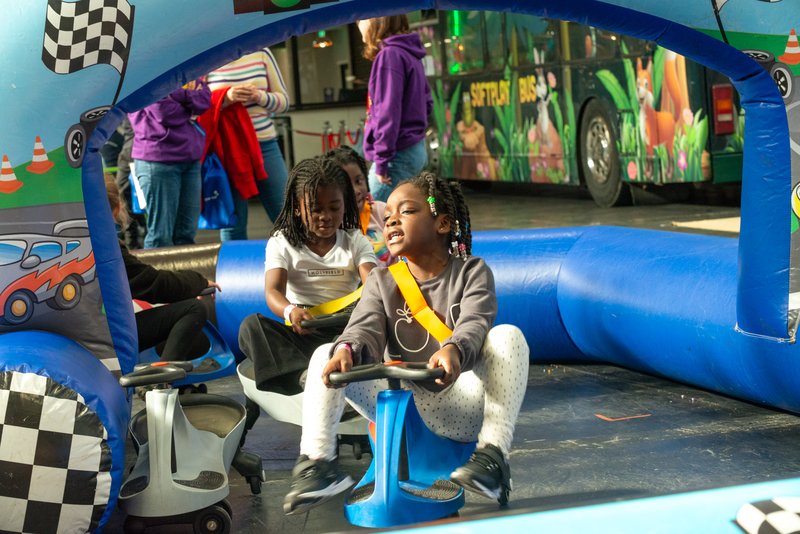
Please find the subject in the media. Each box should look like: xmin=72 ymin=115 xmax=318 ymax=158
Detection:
xmin=326 ymin=146 xmax=395 ymax=266
xmin=238 ymin=157 xmax=377 ymax=394
xmin=284 ymin=171 xmax=529 ymax=514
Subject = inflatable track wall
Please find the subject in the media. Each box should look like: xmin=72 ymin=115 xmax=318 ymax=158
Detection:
xmin=1 ymin=0 xmax=798 ymax=531
xmin=216 ymin=229 xmax=800 ymax=416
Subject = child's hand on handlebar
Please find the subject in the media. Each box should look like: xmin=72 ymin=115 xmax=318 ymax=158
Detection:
xmin=428 ymin=344 xmax=462 ymax=386
xmin=288 ymin=307 xmax=315 ymax=335
xmin=323 ymin=347 xmax=353 ymax=388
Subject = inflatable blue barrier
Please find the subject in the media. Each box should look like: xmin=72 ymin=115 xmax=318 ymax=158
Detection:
xmin=3 ymin=0 xmax=800 ymax=531
xmin=215 ymin=240 xmax=271 ymax=360
xmin=212 ymin=227 xmax=800 ymax=416
xmin=0 ymin=331 xmax=128 ymax=533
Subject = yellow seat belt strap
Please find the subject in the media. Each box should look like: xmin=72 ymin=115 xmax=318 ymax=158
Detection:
xmin=388 ymin=261 xmax=453 ymax=343
xmin=284 ymin=286 xmax=363 ymax=325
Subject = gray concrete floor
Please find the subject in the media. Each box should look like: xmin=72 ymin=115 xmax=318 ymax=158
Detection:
xmin=107 ymin=182 xmax=794 ymax=534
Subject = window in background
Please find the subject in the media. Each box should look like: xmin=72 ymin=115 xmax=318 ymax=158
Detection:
xmin=445 ymin=11 xmax=485 ymax=74
xmin=568 ymin=23 xmax=619 ymax=61
xmin=509 ymin=15 xmax=560 ymax=66
xmin=293 ymin=24 xmax=357 ymax=104
xmin=484 ymin=12 xmax=505 ymax=70
xmin=410 ymin=11 xmax=443 ymax=77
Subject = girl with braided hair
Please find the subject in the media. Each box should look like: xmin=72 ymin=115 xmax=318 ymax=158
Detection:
xmin=284 ymin=171 xmax=529 ymax=514
xmin=238 ymin=157 xmax=377 ymax=394
xmin=326 ymin=146 xmax=395 ymax=266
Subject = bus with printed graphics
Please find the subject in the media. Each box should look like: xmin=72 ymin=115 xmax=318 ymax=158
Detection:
xmin=414 ymin=10 xmax=752 ymax=207
xmin=273 ymin=10 xmax=795 ymax=207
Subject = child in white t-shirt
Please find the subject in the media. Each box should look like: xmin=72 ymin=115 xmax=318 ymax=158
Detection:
xmin=238 ymin=157 xmax=377 ymax=394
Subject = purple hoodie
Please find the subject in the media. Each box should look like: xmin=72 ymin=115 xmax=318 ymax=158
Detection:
xmin=129 ymin=81 xmax=211 ymax=163
xmin=363 ymin=33 xmax=433 ymax=176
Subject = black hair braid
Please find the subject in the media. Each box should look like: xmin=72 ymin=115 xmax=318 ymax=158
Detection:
xmin=407 ymin=171 xmax=472 ymax=259
xmin=325 ymin=146 xmax=369 ymax=188
xmin=271 ymin=157 xmax=360 ymax=247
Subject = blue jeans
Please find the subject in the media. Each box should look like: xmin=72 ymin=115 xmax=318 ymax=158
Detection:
xmin=220 ymin=138 xmax=289 ymax=241
xmin=367 ymin=139 xmax=428 ymax=202
xmin=135 ymin=159 xmax=201 ymax=249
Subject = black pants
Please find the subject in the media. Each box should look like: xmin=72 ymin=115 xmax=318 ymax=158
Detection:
xmin=136 ymin=298 xmax=209 ymax=361
xmin=238 ymin=313 xmax=343 ymax=394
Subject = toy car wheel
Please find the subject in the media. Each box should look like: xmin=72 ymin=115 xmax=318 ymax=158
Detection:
xmin=217 ymin=499 xmax=233 ymax=519
xmin=193 ymin=504 xmax=231 ymax=534
xmin=770 ymin=63 xmax=793 ymax=102
xmin=80 ymin=105 xmax=111 ymax=124
xmin=247 ymin=474 xmax=262 ymax=495
xmin=64 ymin=123 xmax=86 ymax=168
xmin=50 ymin=274 xmax=82 ymax=310
xmin=742 ymin=49 xmax=775 ymax=71
xmin=4 ymin=290 xmax=34 ymax=325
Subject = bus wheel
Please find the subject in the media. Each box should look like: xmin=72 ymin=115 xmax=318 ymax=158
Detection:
xmin=424 ymin=127 xmax=441 ymax=174
xmin=580 ymin=100 xmax=631 ymax=208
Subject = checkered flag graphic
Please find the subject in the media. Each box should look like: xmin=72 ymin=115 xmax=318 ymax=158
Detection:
xmin=737 ymin=498 xmax=800 ymax=534
xmin=0 ymin=371 xmax=112 ymax=534
xmin=42 ymin=0 xmax=134 ymax=75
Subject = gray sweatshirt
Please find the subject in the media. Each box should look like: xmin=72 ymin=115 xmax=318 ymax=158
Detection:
xmin=336 ymin=256 xmax=497 ymax=374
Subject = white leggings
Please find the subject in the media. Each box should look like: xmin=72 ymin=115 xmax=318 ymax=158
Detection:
xmin=300 ymin=324 xmax=529 ymax=461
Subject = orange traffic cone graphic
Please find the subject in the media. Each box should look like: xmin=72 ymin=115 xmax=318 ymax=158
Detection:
xmin=26 ymin=136 xmax=54 ymax=174
xmin=0 ymin=155 xmax=23 ymax=193
xmin=779 ymin=28 xmax=800 ymax=65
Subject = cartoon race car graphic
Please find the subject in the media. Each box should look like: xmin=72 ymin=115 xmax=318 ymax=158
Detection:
xmin=0 ymin=219 xmax=96 ymax=325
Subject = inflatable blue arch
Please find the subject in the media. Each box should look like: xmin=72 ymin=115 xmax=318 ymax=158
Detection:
xmin=0 ymin=0 xmax=798 ymax=532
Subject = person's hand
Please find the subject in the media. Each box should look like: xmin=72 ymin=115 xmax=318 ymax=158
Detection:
xmin=428 ymin=344 xmax=462 ymax=386
xmin=225 ymin=85 xmax=254 ymax=105
xmin=376 ymin=174 xmax=391 ymax=185
xmin=198 ymin=280 xmax=221 ymax=299
xmin=322 ymin=347 xmax=353 ymax=388
xmin=239 ymin=83 xmax=261 ymax=104
xmin=288 ymin=306 xmax=315 ymax=335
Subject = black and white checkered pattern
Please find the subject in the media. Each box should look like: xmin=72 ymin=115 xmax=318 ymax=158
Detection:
xmin=0 ymin=371 xmax=112 ymax=534
xmin=737 ymin=498 xmax=800 ymax=534
xmin=42 ymin=0 xmax=134 ymax=75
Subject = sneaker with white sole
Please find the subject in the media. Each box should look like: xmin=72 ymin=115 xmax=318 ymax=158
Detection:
xmin=283 ymin=455 xmax=354 ymax=515
xmin=450 ymin=444 xmax=512 ymax=506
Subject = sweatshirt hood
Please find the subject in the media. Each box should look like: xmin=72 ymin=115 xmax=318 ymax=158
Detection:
xmin=382 ymin=33 xmax=427 ymax=59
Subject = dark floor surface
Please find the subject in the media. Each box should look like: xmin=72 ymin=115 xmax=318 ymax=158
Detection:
xmin=106 ymin=185 xmax=789 ymax=533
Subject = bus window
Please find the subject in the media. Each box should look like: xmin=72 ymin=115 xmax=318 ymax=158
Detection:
xmin=508 ymin=15 xmax=560 ymax=66
xmin=484 ymin=12 xmax=505 ymax=70
xmin=619 ymin=34 xmax=650 ymax=57
xmin=567 ymin=23 xmax=619 ymax=61
xmin=411 ymin=14 xmax=443 ymax=77
xmin=445 ymin=11 xmax=485 ymax=74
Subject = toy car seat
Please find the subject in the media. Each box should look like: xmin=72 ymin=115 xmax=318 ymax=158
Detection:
xmin=118 ymin=361 xmax=265 ymax=533
xmin=138 ymin=321 xmax=236 ymax=392
xmin=329 ymin=362 xmax=476 ymax=528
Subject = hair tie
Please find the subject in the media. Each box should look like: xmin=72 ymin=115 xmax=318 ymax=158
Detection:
xmin=427 ymin=195 xmax=437 ymax=216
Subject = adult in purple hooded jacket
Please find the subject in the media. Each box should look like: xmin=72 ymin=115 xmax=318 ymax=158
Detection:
xmin=358 ymin=15 xmax=433 ymax=202
xmin=129 ymin=79 xmax=211 ymax=248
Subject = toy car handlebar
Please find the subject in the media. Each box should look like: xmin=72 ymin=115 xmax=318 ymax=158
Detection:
xmin=299 ymin=311 xmax=351 ymax=330
xmin=120 ymin=362 xmax=189 ymax=388
xmin=329 ymin=362 xmax=445 ymax=385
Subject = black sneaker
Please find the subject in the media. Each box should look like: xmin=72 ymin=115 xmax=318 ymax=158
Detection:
xmin=450 ymin=444 xmax=512 ymax=506
xmin=283 ymin=455 xmax=354 ymax=515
